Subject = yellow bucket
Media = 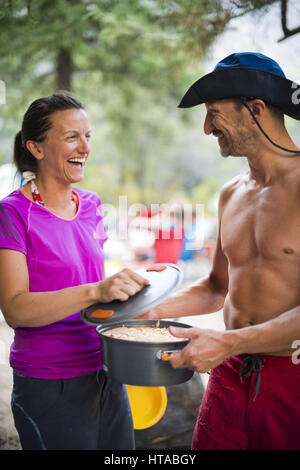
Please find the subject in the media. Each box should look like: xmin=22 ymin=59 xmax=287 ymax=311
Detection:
xmin=126 ymin=385 xmax=168 ymax=430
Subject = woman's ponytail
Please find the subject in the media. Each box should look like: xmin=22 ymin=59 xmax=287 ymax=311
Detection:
xmin=13 ymin=130 xmax=38 ymax=175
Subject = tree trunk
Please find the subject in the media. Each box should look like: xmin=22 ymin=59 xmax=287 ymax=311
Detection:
xmin=57 ymin=47 xmax=72 ymax=91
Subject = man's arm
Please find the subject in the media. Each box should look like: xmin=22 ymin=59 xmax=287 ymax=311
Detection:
xmin=229 ymin=305 xmax=300 ymax=356
xmin=169 ymin=305 xmax=300 ymax=373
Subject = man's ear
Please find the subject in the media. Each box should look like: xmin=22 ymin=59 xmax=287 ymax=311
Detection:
xmin=247 ymin=99 xmax=266 ymax=121
xmin=26 ymin=140 xmax=44 ymax=160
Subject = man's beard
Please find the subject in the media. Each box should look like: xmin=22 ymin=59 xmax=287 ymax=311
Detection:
xmin=219 ymin=127 xmax=257 ymax=158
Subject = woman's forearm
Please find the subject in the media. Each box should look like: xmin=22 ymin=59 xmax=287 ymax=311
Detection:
xmin=5 ymin=267 xmax=149 ymax=329
xmin=6 ymin=283 xmax=98 ymax=328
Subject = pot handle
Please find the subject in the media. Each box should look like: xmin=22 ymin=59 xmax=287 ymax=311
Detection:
xmin=156 ymin=350 xmax=178 ymax=361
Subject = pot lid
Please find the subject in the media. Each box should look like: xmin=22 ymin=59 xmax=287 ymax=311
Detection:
xmin=81 ymin=263 xmax=183 ymax=325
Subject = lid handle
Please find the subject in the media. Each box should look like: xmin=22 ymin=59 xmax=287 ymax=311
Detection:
xmin=91 ymin=309 xmax=115 ymax=319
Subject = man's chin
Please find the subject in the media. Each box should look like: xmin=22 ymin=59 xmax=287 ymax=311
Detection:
xmin=219 ymin=146 xmax=244 ymax=158
xmin=219 ymin=146 xmax=231 ymax=157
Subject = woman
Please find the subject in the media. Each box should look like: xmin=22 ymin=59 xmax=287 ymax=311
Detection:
xmin=0 ymin=93 xmax=149 ymax=450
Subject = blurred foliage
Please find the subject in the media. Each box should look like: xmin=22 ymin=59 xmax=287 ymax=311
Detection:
xmin=0 ymin=0 xmax=295 ymax=213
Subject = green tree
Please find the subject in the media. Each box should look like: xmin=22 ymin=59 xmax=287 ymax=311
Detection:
xmin=0 ymin=1 xmax=192 ymax=101
xmin=1 ymin=0 xmax=297 ymax=204
xmin=1 ymin=0 xmax=298 ymax=104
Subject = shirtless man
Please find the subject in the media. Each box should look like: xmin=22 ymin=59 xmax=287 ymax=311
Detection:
xmin=145 ymin=53 xmax=300 ymax=450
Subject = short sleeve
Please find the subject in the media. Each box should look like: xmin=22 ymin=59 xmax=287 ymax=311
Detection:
xmin=0 ymin=202 xmax=28 ymax=255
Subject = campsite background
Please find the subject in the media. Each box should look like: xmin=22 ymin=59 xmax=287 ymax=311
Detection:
xmin=0 ymin=0 xmax=299 ymax=450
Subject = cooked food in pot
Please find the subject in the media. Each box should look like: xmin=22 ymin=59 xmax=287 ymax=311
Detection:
xmin=102 ymin=326 xmax=186 ymax=343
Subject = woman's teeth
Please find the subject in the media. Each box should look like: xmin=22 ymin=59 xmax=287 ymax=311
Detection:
xmin=67 ymin=158 xmax=86 ymax=167
xmin=68 ymin=158 xmax=86 ymax=163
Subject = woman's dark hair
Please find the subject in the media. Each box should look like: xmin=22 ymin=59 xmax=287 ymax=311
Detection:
xmin=14 ymin=92 xmax=84 ymax=174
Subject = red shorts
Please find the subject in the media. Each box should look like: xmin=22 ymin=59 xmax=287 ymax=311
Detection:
xmin=192 ymin=354 xmax=300 ymax=450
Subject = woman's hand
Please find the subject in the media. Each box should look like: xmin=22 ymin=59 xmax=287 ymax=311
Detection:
xmin=97 ymin=268 xmax=150 ymax=303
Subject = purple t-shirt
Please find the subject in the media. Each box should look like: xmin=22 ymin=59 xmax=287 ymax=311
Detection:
xmin=0 ymin=188 xmax=108 ymax=379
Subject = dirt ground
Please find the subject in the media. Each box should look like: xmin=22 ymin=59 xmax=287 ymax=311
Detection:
xmin=0 ymin=320 xmax=21 ymax=450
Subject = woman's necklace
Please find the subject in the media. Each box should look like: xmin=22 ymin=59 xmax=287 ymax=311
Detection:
xmin=30 ymin=180 xmax=79 ymax=209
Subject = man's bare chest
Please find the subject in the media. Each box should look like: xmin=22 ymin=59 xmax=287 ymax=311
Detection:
xmin=221 ymin=185 xmax=300 ymax=265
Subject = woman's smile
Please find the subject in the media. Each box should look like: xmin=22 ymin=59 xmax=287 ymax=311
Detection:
xmin=38 ymin=108 xmax=91 ymax=183
xmin=67 ymin=156 xmax=88 ymax=170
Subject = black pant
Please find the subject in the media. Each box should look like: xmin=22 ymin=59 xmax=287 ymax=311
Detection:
xmin=11 ymin=370 xmax=135 ymax=450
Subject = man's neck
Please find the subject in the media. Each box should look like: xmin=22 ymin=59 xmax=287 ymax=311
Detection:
xmin=245 ymin=133 xmax=300 ymax=186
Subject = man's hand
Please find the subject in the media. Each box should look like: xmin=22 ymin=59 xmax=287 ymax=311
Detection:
xmin=168 ymin=326 xmax=233 ymax=373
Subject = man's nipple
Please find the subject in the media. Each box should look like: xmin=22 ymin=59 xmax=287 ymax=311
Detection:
xmin=283 ymin=247 xmax=294 ymax=255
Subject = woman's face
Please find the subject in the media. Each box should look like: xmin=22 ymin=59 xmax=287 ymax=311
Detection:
xmin=36 ymin=108 xmax=91 ymax=184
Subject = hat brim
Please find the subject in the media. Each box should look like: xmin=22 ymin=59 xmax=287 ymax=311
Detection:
xmin=178 ymin=68 xmax=300 ymax=121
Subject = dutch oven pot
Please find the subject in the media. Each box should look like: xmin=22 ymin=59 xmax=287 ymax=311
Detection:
xmin=97 ymin=319 xmax=194 ymax=386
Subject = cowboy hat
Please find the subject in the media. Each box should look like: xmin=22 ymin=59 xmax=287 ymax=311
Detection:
xmin=178 ymin=52 xmax=300 ymax=120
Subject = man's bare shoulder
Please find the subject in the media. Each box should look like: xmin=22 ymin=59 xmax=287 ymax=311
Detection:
xmin=218 ymin=171 xmax=249 ymax=209
xmin=286 ymin=164 xmax=300 ymax=195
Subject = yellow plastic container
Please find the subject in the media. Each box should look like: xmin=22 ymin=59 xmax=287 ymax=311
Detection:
xmin=126 ymin=385 xmax=168 ymax=430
